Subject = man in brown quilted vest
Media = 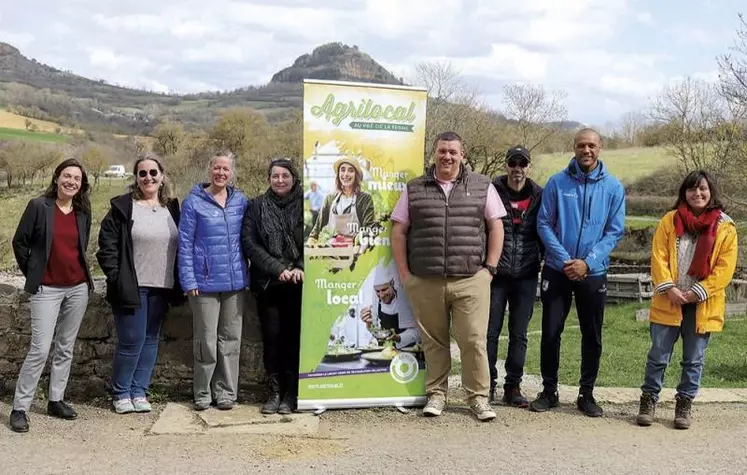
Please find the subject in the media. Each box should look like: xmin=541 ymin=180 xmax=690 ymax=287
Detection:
xmin=391 ymin=131 xmax=506 ymax=421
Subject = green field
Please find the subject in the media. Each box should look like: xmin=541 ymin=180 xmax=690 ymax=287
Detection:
xmin=625 ymin=216 xmax=661 ymax=229
xmin=532 ymin=147 xmax=676 ymax=186
xmin=0 ymin=127 xmax=68 ymax=143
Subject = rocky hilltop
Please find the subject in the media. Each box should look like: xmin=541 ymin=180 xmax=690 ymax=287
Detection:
xmin=271 ymin=42 xmax=403 ymax=85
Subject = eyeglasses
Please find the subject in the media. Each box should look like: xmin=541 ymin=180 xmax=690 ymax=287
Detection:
xmin=138 ymin=169 xmax=159 ymax=178
xmin=507 ymin=158 xmax=530 ymax=168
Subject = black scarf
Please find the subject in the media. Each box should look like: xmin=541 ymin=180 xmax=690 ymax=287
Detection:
xmin=260 ymin=184 xmax=303 ymax=262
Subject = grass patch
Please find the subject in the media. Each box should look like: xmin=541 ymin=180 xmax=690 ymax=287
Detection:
xmin=625 ymin=216 xmax=660 ymax=230
xmin=0 ymin=127 xmax=67 ymax=143
xmin=493 ymin=302 xmax=747 ymax=388
xmin=0 ymin=110 xmax=66 ymax=133
xmin=532 ymin=147 xmax=676 ymax=186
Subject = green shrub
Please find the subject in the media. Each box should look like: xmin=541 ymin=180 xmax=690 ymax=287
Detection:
xmin=625 ymin=195 xmax=674 ymax=217
xmin=628 ymin=166 xmax=682 ymax=196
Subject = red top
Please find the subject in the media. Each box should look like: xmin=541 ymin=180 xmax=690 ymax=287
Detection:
xmin=42 ymin=206 xmax=87 ymax=286
xmin=509 ymin=197 xmax=532 ymax=225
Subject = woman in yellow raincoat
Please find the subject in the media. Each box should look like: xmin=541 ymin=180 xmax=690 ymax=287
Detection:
xmin=636 ymin=170 xmax=737 ymax=430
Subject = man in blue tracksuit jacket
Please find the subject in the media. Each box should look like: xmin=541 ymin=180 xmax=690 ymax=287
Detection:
xmin=530 ymin=128 xmax=625 ymax=417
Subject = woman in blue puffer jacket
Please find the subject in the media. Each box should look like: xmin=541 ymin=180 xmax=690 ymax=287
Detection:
xmin=178 ymin=151 xmax=249 ymax=411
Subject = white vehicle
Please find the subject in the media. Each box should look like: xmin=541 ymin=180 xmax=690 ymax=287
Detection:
xmin=103 ymin=165 xmax=130 ymax=178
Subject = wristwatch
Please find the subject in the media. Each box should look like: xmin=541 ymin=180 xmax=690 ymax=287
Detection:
xmin=484 ymin=264 xmax=498 ymax=276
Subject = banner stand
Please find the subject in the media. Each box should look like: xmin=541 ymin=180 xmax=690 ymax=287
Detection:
xmin=299 ymin=79 xmax=429 ymax=410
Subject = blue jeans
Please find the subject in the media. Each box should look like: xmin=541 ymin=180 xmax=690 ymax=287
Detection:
xmin=641 ymin=304 xmax=710 ymax=400
xmin=111 ymin=288 xmax=168 ymax=400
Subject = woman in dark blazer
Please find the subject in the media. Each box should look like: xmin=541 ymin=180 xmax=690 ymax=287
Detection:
xmin=242 ymin=158 xmax=304 ymax=414
xmin=9 ymin=158 xmax=93 ymax=433
xmin=97 ymin=152 xmax=182 ymax=415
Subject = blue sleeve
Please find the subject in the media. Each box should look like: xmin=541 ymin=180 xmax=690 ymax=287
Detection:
xmin=178 ymin=197 xmax=198 ymax=292
xmin=584 ymin=181 xmax=626 ymax=274
xmin=537 ymin=178 xmax=571 ymax=264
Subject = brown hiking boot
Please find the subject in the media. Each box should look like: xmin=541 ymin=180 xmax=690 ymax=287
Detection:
xmin=502 ymin=386 xmax=529 ymax=408
xmin=636 ymin=393 xmax=656 ymax=426
xmin=674 ymin=395 xmax=692 ymax=430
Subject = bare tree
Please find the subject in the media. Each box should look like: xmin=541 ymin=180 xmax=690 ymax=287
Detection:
xmin=650 ymin=77 xmax=747 ymax=204
xmin=413 ymin=61 xmax=482 ymax=165
xmin=82 ymin=146 xmax=109 ymax=188
xmin=718 ymin=13 xmax=747 ymax=107
xmin=617 ymin=110 xmax=649 ymax=147
xmin=153 ymin=120 xmax=184 ymax=157
xmin=462 ymin=107 xmax=518 ymax=178
xmin=0 ymin=142 xmax=61 ymax=186
xmin=502 ymin=84 xmax=568 ymax=152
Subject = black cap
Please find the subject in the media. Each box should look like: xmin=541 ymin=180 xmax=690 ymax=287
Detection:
xmin=505 ymin=146 xmax=531 ymax=162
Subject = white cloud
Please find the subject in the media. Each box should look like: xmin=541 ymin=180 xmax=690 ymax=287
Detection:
xmin=0 ymin=0 xmax=730 ymax=124
xmin=693 ymin=70 xmax=720 ymax=82
xmin=477 ymin=0 xmax=629 ymax=49
xmin=0 ymin=31 xmax=35 ymax=49
xmin=636 ymin=12 xmax=654 ymax=25
xmin=87 ymin=47 xmax=153 ymax=71
xmin=598 ymin=74 xmax=663 ymax=97
xmin=454 ymin=44 xmax=549 ymax=82
xmin=183 ymin=42 xmax=247 ymax=63
xmin=687 ymin=28 xmax=715 ymax=44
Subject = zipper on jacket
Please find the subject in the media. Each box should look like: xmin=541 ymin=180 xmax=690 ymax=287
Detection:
xmin=574 ymin=177 xmax=588 ymax=259
xmin=440 ymin=184 xmax=449 ymax=277
xmin=223 ymin=206 xmax=234 ymax=290
xmin=204 ymin=255 xmax=210 ymax=279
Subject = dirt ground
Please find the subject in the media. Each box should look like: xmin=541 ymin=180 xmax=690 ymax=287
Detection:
xmin=1 ymin=399 xmax=746 ymax=474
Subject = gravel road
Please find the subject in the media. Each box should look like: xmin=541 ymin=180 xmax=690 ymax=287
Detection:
xmin=1 ymin=399 xmax=746 ymax=474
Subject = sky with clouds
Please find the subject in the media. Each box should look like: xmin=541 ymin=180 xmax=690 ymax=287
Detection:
xmin=0 ymin=0 xmax=744 ymax=125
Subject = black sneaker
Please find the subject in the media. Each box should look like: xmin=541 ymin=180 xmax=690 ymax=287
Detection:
xmin=47 ymin=401 xmax=77 ymax=420
xmin=9 ymin=410 xmax=29 ymax=433
xmin=529 ymin=391 xmax=559 ymax=412
xmin=502 ymin=386 xmax=529 ymax=408
xmin=577 ymin=392 xmax=603 ymax=417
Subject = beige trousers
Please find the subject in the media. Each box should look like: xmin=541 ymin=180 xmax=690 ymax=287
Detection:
xmin=403 ymin=271 xmax=492 ymax=403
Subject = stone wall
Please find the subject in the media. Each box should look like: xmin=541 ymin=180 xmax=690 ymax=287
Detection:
xmin=0 ymin=279 xmax=265 ymax=399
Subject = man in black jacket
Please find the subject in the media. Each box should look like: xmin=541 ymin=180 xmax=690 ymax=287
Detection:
xmin=487 ymin=146 xmax=543 ymax=408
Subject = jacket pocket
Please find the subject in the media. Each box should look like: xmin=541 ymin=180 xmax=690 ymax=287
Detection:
xmin=650 ymin=293 xmax=678 ymax=324
xmin=202 ymin=255 xmax=210 ymax=280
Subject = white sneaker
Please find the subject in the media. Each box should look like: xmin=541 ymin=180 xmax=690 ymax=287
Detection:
xmin=113 ymin=398 xmax=135 ymax=414
xmin=132 ymin=397 xmax=152 ymax=413
xmin=422 ymin=396 xmax=446 ymax=417
xmin=470 ymin=400 xmax=497 ymax=422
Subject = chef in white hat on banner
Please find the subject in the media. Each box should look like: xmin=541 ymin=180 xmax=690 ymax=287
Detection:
xmin=360 ymin=264 xmax=420 ymax=348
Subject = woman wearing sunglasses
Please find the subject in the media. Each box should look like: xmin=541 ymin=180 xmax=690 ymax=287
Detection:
xmin=97 ymin=152 xmax=182 ymax=414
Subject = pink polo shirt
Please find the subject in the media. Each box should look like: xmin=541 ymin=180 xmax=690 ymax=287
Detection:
xmin=391 ymin=173 xmax=506 ymax=227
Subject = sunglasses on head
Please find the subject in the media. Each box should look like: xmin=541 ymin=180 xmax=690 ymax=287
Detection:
xmin=138 ymin=169 xmax=159 ymax=178
xmin=507 ymin=157 xmax=530 ymax=168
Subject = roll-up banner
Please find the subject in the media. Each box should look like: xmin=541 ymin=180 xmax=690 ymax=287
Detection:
xmin=299 ymin=79 xmax=428 ymax=410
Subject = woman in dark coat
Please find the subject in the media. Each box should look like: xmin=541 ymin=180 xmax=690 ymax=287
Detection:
xmin=242 ymin=158 xmax=304 ymax=414
xmin=97 ymin=152 xmax=182 ymax=414
xmin=9 ymin=158 xmax=94 ymax=433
